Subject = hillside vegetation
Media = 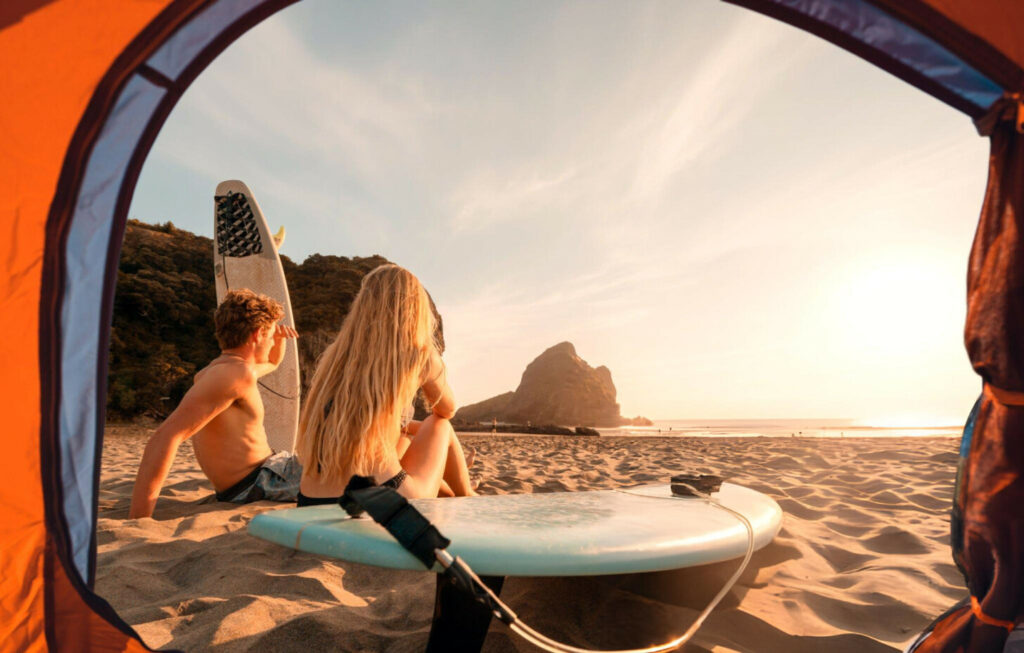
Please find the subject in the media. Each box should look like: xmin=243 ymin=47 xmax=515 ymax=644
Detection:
xmin=108 ymin=220 xmax=390 ymax=420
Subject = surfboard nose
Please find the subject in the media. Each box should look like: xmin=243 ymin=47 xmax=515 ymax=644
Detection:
xmin=215 ymin=179 xmax=252 ymax=196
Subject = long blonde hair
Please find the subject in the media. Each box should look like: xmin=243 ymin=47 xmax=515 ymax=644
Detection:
xmin=297 ymin=264 xmax=438 ymax=483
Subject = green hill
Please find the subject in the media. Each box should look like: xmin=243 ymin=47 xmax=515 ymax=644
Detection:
xmin=108 ymin=220 xmax=393 ymax=420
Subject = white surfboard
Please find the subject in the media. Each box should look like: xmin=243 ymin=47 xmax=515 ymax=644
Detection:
xmin=213 ymin=180 xmax=300 ymax=452
xmin=248 ymin=483 xmax=782 ymax=576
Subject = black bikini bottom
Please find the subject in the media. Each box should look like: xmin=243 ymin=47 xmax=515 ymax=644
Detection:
xmin=296 ymin=470 xmax=407 ymax=507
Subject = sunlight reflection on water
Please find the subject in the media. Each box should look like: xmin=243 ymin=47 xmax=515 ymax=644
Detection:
xmin=598 ymin=420 xmax=962 ymax=438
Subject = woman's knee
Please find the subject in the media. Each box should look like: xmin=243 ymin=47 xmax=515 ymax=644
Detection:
xmin=405 ymin=415 xmax=453 ymax=460
xmin=421 ymin=414 xmax=454 ymax=438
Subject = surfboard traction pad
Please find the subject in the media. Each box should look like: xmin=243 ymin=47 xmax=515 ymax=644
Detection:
xmin=215 ymin=192 xmax=263 ymax=258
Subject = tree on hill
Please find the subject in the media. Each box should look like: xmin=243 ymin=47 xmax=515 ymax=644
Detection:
xmin=108 ymin=220 xmax=219 ymax=419
xmin=281 ymin=252 xmax=391 ymax=377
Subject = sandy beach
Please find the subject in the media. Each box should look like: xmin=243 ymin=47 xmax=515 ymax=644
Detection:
xmin=97 ymin=427 xmax=966 ymax=652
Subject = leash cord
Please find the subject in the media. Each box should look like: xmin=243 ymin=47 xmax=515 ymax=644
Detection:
xmin=435 ymin=483 xmax=756 ymax=653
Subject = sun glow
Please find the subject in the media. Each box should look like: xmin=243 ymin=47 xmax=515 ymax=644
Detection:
xmin=827 ymin=249 xmax=963 ymax=360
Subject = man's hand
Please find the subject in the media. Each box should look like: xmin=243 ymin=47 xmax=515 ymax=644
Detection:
xmin=274 ymin=324 xmax=298 ymax=341
xmin=257 ymin=323 xmax=298 ymax=377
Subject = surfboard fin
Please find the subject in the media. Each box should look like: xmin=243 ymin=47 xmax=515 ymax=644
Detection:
xmin=272 ymin=225 xmax=286 ymax=249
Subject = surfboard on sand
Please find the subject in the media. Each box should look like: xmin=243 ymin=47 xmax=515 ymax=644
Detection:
xmin=213 ymin=180 xmax=300 ymax=452
xmin=248 ymin=483 xmax=782 ymax=576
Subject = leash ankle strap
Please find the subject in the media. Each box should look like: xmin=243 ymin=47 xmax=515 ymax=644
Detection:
xmin=340 ymin=475 xmax=451 ymax=570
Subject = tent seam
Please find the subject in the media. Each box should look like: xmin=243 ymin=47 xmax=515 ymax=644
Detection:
xmin=860 ymin=0 xmax=1024 ymax=93
xmin=721 ymin=0 xmax=991 ymax=118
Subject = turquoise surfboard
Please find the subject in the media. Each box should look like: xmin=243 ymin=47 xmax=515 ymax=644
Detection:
xmin=248 ymin=483 xmax=782 ymax=576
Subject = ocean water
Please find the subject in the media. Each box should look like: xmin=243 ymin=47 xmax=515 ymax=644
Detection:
xmin=598 ymin=418 xmax=964 ymax=438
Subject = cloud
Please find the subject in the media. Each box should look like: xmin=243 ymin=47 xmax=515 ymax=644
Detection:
xmin=628 ymin=12 xmax=817 ymax=203
xmin=448 ymin=168 xmax=579 ymax=233
xmin=147 ymin=15 xmax=444 ymax=218
xmin=441 ymin=9 xmax=825 ymax=271
xmin=442 ymin=258 xmax=695 ymax=364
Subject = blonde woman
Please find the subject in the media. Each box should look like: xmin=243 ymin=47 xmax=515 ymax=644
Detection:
xmin=295 ymin=264 xmax=476 ymax=505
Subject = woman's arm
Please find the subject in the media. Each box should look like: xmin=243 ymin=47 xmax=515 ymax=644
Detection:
xmin=402 ymin=420 xmax=421 ymax=437
xmin=420 ymin=350 xmax=456 ymax=419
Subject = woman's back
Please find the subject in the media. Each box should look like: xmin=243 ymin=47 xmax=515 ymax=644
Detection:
xmin=295 ymin=265 xmax=472 ymax=501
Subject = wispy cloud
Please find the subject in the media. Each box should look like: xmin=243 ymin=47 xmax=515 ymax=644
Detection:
xmin=441 ymin=9 xmax=822 ymax=267
xmin=628 ymin=12 xmax=817 ymax=203
xmin=449 ymin=168 xmax=579 ymax=232
xmin=147 ymin=15 xmax=444 ymax=236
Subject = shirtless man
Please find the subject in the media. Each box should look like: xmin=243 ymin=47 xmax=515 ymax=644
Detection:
xmin=129 ymin=289 xmax=300 ymax=519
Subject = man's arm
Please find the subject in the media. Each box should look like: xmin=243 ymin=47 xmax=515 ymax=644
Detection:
xmin=254 ymin=324 xmax=298 ymax=378
xmin=128 ymin=367 xmax=246 ymax=518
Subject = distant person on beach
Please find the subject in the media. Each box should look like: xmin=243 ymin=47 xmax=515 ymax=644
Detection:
xmin=295 ymin=264 xmax=476 ymax=506
xmin=129 ymin=289 xmax=299 ymax=519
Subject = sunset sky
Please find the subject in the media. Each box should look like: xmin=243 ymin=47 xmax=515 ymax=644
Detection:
xmin=129 ymin=0 xmax=989 ymax=424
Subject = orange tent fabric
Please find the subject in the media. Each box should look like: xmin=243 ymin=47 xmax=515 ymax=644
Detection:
xmin=0 ymin=0 xmax=1020 ymax=650
xmin=1 ymin=1 xmax=287 ymax=649
xmin=1 ymin=3 xmax=174 ymax=650
xmin=935 ymin=99 xmax=1024 ymax=652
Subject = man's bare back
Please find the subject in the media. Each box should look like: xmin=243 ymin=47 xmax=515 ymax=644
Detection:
xmin=190 ymin=356 xmax=273 ymax=492
xmin=129 ymin=306 xmax=298 ymax=519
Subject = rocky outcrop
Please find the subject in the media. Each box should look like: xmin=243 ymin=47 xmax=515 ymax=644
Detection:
xmin=452 ymin=423 xmax=576 ymax=435
xmin=455 ymin=342 xmax=624 ymax=427
xmin=452 ymin=391 xmax=514 ymax=422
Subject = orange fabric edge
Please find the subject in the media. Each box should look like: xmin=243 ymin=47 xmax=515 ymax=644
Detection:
xmin=971 ymin=595 xmax=1017 ymax=632
xmin=52 ymin=544 xmax=149 ymax=652
xmin=983 ymin=382 xmax=1024 ymax=406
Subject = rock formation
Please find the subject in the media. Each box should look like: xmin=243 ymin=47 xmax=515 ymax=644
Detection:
xmin=456 ymin=342 xmax=637 ymax=428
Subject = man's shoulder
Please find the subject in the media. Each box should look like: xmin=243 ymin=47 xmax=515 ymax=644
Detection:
xmin=196 ymin=358 xmax=257 ymax=392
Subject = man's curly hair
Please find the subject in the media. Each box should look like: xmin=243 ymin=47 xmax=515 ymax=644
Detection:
xmin=214 ymin=289 xmax=284 ymax=349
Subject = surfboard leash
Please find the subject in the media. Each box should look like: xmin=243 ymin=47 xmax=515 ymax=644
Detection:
xmin=339 ymin=475 xmax=452 ymax=570
xmin=257 ymin=380 xmax=298 ymax=401
xmin=340 ymin=476 xmax=755 ymax=653
xmin=339 ymin=476 xmax=518 ymax=625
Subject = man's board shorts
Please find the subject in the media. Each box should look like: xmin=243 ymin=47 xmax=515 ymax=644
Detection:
xmin=215 ymin=451 xmax=302 ymax=503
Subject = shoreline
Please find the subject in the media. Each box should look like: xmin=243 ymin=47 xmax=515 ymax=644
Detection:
xmin=457 ymin=430 xmax=962 ymax=438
